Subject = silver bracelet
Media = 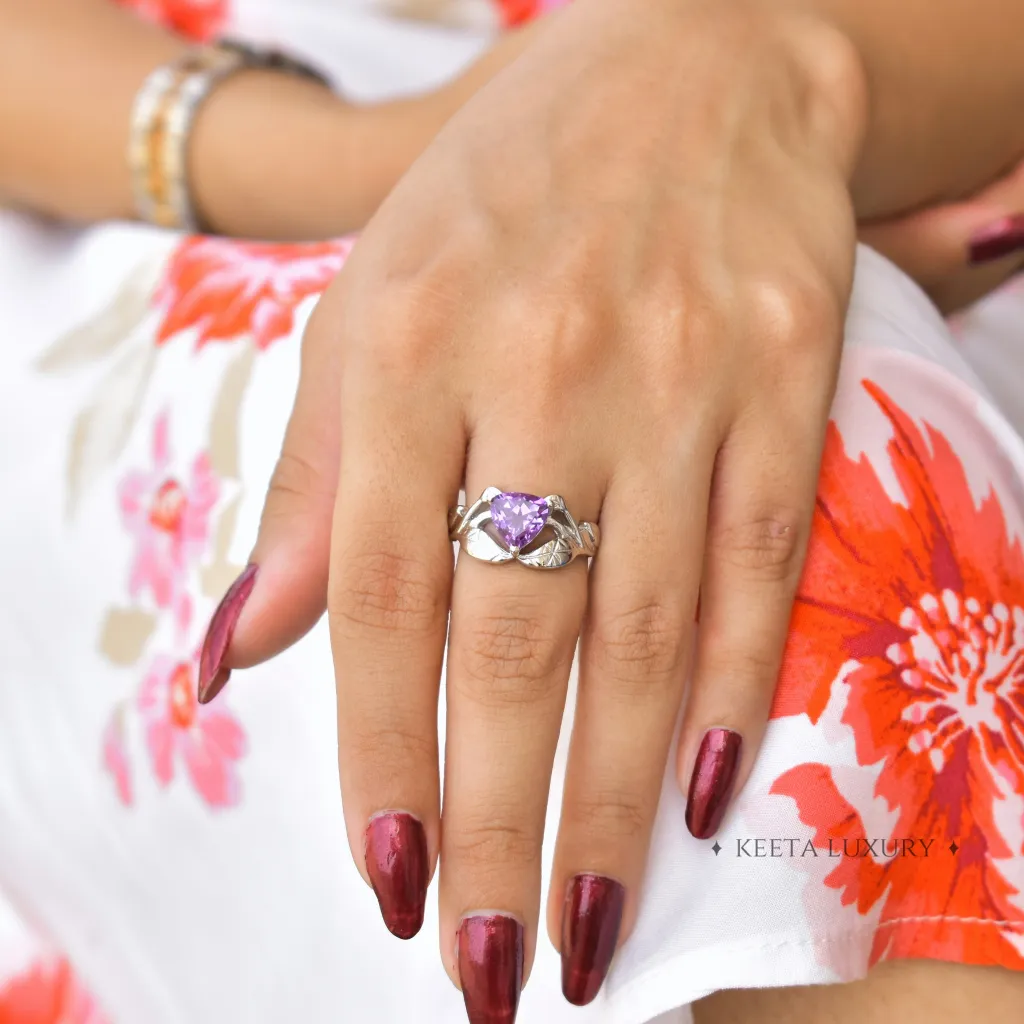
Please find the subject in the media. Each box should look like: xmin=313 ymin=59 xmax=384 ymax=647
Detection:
xmin=127 ymin=42 xmax=329 ymax=232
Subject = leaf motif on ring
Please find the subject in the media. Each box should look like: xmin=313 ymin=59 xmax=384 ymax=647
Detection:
xmin=461 ymin=527 xmax=515 ymax=563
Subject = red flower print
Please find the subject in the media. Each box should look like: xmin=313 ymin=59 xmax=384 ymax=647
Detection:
xmin=138 ymin=651 xmax=246 ymax=808
xmin=114 ymin=0 xmax=227 ymax=42
xmin=493 ymin=0 xmax=569 ymax=27
xmin=770 ymin=380 xmax=1024 ymax=968
xmin=0 ymin=957 xmax=109 ymax=1024
xmin=154 ymin=237 xmax=353 ymax=350
xmin=118 ymin=412 xmax=218 ymax=632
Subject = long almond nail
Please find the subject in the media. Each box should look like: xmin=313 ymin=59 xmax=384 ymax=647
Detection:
xmin=458 ymin=914 xmax=523 ymax=1024
xmin=968 ymin=214 xmax=1024 ymax=264
xmin=685 ymin=728 xmax=742 ymax=839
xmin=364 ymin=812 xmax=428 ymax=940
xmin=561 ymin=874 xmax=625 ymax=1006
xmin=197 ymin=564 xmax=258 ymax=704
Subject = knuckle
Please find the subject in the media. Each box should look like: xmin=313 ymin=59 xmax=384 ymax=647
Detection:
xmin=590 ymin=597 xmax=687 ymax=686
xmin=447 ymin=818 xmax=541 ymax=872
xmin=456 ymin=610 xmax=568 ymax=707
xmin=329 ymin=547 xmax=445 ymax=636
xmin=711 ymin=508 xmax=807 ymax=583
xmin=706 ymin=634 xmax=782 ymax=689
xmin=346 ymin=720 xmax=437 ymax=767
xmin=564 ymin=790 xmax=650 ymax=842
xmin=747 ymin=275 xmax=840 ymax=357
xmin=264 ymin=449 xmax=331 ymax=512
xmin=353 ymin=282 xmax=452 ymax=379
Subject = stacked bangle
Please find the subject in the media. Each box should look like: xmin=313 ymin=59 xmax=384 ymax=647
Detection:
xmin=127 ymin=40 xmax=329 ymax=232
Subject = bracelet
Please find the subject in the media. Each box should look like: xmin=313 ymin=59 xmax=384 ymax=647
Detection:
xmin=128 ymin=41 xmax=329 ymax=232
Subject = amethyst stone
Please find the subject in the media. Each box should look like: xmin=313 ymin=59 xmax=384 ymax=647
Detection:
xmin=489 ymin=492 xmax=550 ymax=550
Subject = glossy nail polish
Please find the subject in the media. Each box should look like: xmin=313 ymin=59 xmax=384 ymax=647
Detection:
xmin=197 ymin=564 xmax=258 ymax=704
xmin=561 ymin=874 xmax=625 ymax=1006
xmin=364 ymin=812 xmax=428 ymax=940
xmin=685 ymin=728 xmax=742 ymax=839
xmin=968 ymin=214 xmax=1024 ymax=264
xmin=458 ymin=914 xmax=523 ymax=1024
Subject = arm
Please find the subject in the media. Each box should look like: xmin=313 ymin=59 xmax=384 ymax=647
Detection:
xmin=0 ymin=0 xmax=532 ymax=238
xmin=784 ymin=0 xmax=1024 ymax=216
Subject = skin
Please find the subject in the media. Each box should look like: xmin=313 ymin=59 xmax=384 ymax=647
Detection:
xmin=2 ymin=0 xmax=1023 ymax=1020
xmin=202 ymin=0 xmax=1024 ymax=1020
xmin=0 ymin=0 xmax=540 ymax=236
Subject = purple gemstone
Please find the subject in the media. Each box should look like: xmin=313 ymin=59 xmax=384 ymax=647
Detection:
xmin=489 ymin=492 xmax=550 ymax=550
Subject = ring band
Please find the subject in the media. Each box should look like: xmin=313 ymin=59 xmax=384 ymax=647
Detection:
xmin=448 ymin=487 xmax=599 ymax=570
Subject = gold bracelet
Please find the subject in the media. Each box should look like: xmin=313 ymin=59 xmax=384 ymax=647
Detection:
xmin=127 ymin=41 xmax=329 ymax=232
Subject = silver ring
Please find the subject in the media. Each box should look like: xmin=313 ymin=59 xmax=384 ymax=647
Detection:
xmin=448 ymin=487 xmax=599 ymax=570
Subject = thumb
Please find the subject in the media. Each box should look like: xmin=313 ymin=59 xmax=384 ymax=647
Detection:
xmin=197 ymin=300 xmax=340 ymax=704
xmin=859 ymin=158 xmax=1024 ymax=286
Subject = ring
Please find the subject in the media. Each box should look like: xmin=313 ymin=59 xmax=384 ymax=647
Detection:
xmin=448 ymin=487 xmax=599 ymax=570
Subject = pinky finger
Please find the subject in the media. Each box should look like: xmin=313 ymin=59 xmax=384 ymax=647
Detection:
xmin=678 ymin=408 xmax=823 ymax=838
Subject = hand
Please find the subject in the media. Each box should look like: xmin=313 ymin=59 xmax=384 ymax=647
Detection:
xmin=859 ymin=158 xmax=1024 ymax=313
xmin=198 ymin=0 xmax=866 ymax=1014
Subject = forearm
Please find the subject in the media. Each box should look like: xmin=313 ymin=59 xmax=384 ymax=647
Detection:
xmin=782 ymin=0 xmax=1024 ymax=217
xmin=0 ymin=0 xmax=430 ymax=237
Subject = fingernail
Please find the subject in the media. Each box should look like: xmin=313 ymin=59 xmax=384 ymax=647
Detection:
xmin=364 ymin=812 xmax=428 ymax=940
xmin=561 ymin=874 xmax=625 ymax=1006
xmin=685 ymin=727 xmax=742 ymax=839
xmin=197 ymin=564 xmax=258 ymax=704
xmin=457 ymin=914 xmax=524 ymax=1024
xmin=968 ymin=214 xmax=1024 ymax=264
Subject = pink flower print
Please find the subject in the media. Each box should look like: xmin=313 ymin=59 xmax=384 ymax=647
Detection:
xmin=118 ymin=412 xmax=218 ymax=632
xmin=138 ymin=652 xmax=246 ymax=808
xmin=101 ymin=711 xmax=133 ymax=807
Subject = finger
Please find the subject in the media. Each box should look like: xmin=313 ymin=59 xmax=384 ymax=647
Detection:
xmin=678 ymin=362 xmax=832 ymax=839
xmin=197 ymin=296 xmax=340 ymax=702
xmin=328 ymin=348 xmax=464 ymax=941
xmin=440 ymin=447 xmax=604 ymax=1021
xmin=860 ymin=159 xmax=1024 ymax=285
xmin=549 ymin=450 xmax=712 ymax=1006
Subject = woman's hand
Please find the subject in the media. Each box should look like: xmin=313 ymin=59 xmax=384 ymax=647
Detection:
xmin=859 ymin=158 xmax=1024 ymax=314
xmin=201 ymin=0 xmax=866 ymax=1014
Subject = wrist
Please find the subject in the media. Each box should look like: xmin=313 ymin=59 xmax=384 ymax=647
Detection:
xmin=189 ymin=69 xmax=355 ymax=240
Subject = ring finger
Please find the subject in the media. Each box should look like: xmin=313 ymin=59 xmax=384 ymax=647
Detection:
xmin=440 ymin=445 xmax=604 ymax=1022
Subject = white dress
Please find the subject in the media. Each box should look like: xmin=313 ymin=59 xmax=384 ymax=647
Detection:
xmin=2 ymin=1 xmax=1023 ymax=1021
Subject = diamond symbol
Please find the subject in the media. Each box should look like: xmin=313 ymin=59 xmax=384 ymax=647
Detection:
xmin=949 ymin=841 xmax=959 ymax=855
xmin=711 ymin=841 xmax=722 ymax=856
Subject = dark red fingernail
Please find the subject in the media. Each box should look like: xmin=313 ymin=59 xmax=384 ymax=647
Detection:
xmin=364 ymin=812 xmax=428 ymax=940
xmin=968 ymin=214 xmax=1024 ymax=264
xmin=457 ymin=914 xmax=523 ymax=1024
xmin=561 ymin=874 xmax=625 ymax=1006
xmin=197 ymin=564 xmax=258 ymax=704
xmin=685 ymin=727 xmax=742 ymax=839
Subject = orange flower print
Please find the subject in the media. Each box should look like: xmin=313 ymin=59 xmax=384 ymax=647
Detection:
xmin=493 ymin=0 xmax=569 ymax=26
xmin=770 ymin=380 xmax=1024 ymax=968
xmin=154 ymin=237 xmax=353 ymax=350
xmin=114 ymin=0 xmax=228 ymax=42
xmin=138 ymin=650 xmax=247 ymax=808
xmin=0 ymin=957 xmax=109 ymax=1024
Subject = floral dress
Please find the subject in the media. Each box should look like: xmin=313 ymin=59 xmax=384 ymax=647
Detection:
xmin=0 ymin=1 xmax=1023 ymax=1022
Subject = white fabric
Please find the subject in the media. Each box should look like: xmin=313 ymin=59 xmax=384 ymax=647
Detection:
xmin=1 ymin=2 xmax=1023 ymax=1022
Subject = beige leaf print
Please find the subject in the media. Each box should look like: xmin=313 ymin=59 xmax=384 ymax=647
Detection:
xmin=35 ymin=254 xmax=167 ymax=373
xmin=99 ymin=607 xmax=158 ymax=665
xmin=66 ymin=340 xmax=156 ymax=518
xmin=208 ymin=341 xmax=256 ymax=480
